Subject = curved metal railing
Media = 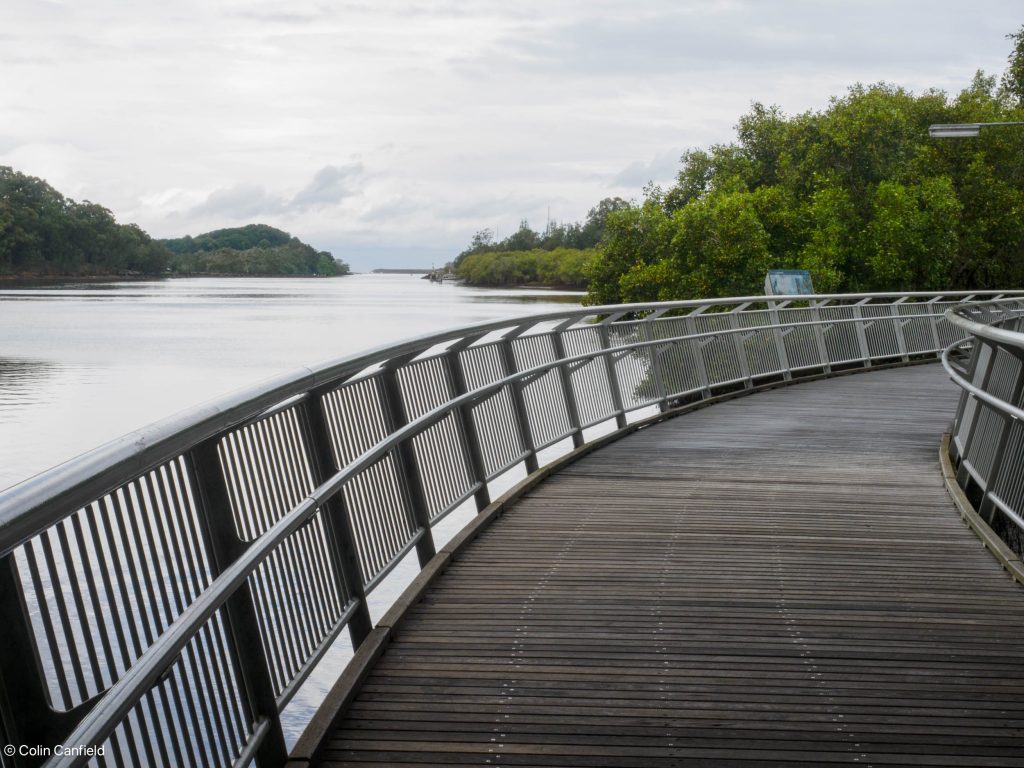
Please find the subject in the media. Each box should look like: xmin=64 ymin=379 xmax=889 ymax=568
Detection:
xmin=0 ymin=290 xmax=1013 ymax=768
xmin=943 ymin=297 xmax=1024 ymax=557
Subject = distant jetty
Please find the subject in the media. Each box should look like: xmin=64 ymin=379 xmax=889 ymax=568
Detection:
xmin=425 ymin=270 xmax=458 ymax=283
xmin=371 ymin=268 xmax=431 ymax=275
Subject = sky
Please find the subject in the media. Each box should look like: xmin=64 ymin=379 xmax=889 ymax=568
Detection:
xmin=2 ymin=1 xmax=1021 ymax=271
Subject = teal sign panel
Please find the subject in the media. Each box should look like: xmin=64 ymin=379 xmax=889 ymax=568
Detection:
xmin=765 ymin=269 xmax=814 ymax=296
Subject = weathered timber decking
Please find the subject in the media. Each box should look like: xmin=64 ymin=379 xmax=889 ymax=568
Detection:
xmin=314 ymin=365 xmax=1024 ymax=767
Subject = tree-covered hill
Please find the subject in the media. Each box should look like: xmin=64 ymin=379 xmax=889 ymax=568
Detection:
xmin=0 ymin=170 xmax=350 ymax=279
xmin=161 ymin=224 xmax=295 ymax=255
xmin=160 ymin=224 xmax=349 ymax=276
xmin=0 ymin=167 xmax=170 ymax=276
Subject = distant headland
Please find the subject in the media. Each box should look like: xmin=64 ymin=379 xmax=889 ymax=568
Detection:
xmin=0 ymin=167 xmax=349 ymax=278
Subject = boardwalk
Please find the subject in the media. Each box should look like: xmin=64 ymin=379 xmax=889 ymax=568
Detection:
xmin=312 ymin=365 xmax=1024 ymax=767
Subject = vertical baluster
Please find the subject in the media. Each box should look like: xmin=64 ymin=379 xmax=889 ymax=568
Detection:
xmin=379 ymin=364 xmax=437 ymax=567
xmin=597 ymin=317 xmax=628 ymax=429
xmin=499 ymin=330 xmax=540 ymax=473
xmin=298 ymin=392 xmax=374 ymax=648
xmin=188 ymin=439 xmax=288 ymax=768
xmin=444 ymin=341 xmax=493 ymax=510
xmin=551 ymin=321 xmax=586 ymax=442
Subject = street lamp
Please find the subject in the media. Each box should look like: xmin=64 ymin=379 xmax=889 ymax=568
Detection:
xmin=929 ymin=121 xmax=1024 ymax=138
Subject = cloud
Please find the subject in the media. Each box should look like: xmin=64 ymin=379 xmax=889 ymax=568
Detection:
xmin=6 ymin=0 xmax=1021 ymax=270
xmin=188 ymin=183 xmax=284 ymax=219
xmin=358 ymin=195 xmax=423 ymax=223
xmin=0 ymin=136 xmax=22 ymax=154
xmin=290 ymin=163 xmax=364 ymax=210
xmin=456 ymin=1 xmax=1013 ymax=82
xmin=185 ymin=162 xmax=365 ymax=221
xmin=611 ymin=150 xmax=681 ymax=187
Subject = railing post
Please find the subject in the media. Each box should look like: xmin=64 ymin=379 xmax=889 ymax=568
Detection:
xmin=948 ymin=335 xmax=984 ymax=465
xmin=598 ymin=319 xmax=628 ymax=429
xmin=852 ymin=299 xmax=872 ymax=367
xmin=927 ymin=297 xmax=943 ymax=354
xmin=977 ymin=351 xmax=1024 ymax=524
xmin=298 ymin=392 xmax=374 ymax=647
xmin=0 ymin=555 xmax=78 ymax=765
xmin=443 ymin=345 xmax=493 ymax=510
xmin=188 ymin=440 xmax=289 ymax=768
xmin=727 ymin=308 xmax=753 ymax=388
xmin=955 ymin=340 xmax=998 ymax=488
xmin=683 ymin=312 xmax=712 ymax=398
xmin=551 ymin=324 xmax=586 ymax=444
xmin=640 ymin=314 xmax=671 ymax=411
xmin=499 ymin=333 xmax=540 ymax=473
xmin=379 ymin=365 xmax=437 ymax=567
xmin=892 ymin=298 xmax=910 ymax=362
xmin=809 ymin=300 xmax=832 ymax=373
xmin=767 ymin=301 xmax=793 ymax=381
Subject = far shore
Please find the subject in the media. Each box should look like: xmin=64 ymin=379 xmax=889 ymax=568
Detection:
xmin=0 ymin=271 xmax=350 ymax=282
xmin=0 ymin=272 xmax=588 ymax=292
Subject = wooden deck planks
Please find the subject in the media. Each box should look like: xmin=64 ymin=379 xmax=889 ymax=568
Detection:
xmin=315 ymin=365 xmax=1024 ymax=767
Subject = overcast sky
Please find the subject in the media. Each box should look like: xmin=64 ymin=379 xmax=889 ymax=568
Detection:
xmin=3 ymin=1 xmax=1021 ymax=271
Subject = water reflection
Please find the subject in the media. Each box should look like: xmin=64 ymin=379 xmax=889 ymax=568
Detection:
xmin=470 ymin=293 xmax=585 ymax=304
xmin=0 ymin=357 xmax=58 ymax=409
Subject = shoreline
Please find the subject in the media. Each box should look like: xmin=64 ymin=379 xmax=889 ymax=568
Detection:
xmin=0 ymin=273 xmax=584 ymax=292
xmin=0 ymin=272 xmax=350 ymax=283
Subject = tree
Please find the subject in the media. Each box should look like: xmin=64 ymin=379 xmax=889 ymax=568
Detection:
xmin=1002 ymin=25 xmax=1024 ymax=107
xmin=504 ymin=220 xmax=541 ymax=251
xmin=588 ymin=28 xmax=1024 ymax=304
xmin=0 ymin=166 xmax=171 ymax=275
xmin=579 ymin=197 xmax=630 ymax=247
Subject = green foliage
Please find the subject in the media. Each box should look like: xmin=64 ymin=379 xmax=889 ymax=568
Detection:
xmin=160 ymin=224 xmax=293 ymax=255
xmin=0 ymin=170 xmax=348 ymax=279
xmin=587 ymin=27 xmax=1024 ymax=305
xmin=452 ymin=198 xmax=630 ymax=286
xmin=0 ymin=166 xmax=171 ymax=276
xmin=455 ymin=248 xmax=598 ymax=289
xmin=161 ymin=225 xmax=349 ymax=276
xmin=1003 ymin=27 xmax=1024 ymax=107
xmin=587 ymin=196 xmax=677 ymax=303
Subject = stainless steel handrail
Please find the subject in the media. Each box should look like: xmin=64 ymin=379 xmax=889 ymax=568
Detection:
xmin=0 ymin=290 xmax=1014 ymax=768
xmin=943 ymin=297 xmax=1024 ymax=551
xmin=1 ymin=290 xmax=1009 ymax=553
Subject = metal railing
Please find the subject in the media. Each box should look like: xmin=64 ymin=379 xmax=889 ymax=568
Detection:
xmin=943 ymin=297 xmax=1024 ymax=558
xmin=0 ymin=290 xmax=1011 ymax=768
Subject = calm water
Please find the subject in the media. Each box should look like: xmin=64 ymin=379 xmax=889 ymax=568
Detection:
xmin=0 ymin=274 xmax=582 ymax=490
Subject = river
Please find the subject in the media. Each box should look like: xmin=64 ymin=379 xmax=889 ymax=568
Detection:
xmin=0 ymin=274 xmax=582 ymax=491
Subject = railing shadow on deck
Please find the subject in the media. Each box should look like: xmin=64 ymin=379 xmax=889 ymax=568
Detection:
xmin=0 ymin=290 xmax=1021 ymax=768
